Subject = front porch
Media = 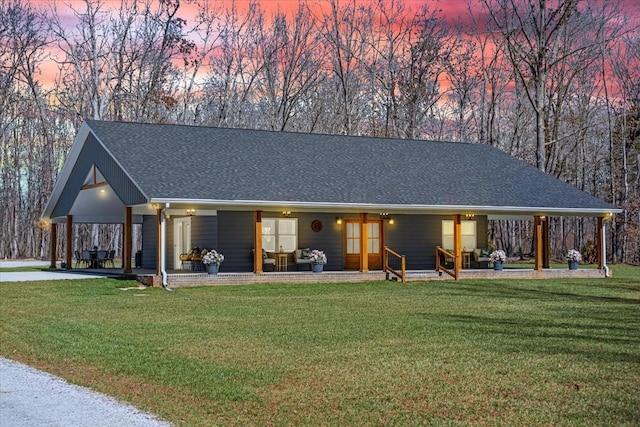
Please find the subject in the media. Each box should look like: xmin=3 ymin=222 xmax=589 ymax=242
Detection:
xmin=132 ymin=267 xmax=607 ymax=288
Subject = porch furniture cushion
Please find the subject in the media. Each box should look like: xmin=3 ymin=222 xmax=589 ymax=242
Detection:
xmin=473 ymin=248 xmax=491 ymax=268
xmin=294 ymin=249 xmax=312 ymax=270
xmin=254 ymin=249 xmax=275 ymax=271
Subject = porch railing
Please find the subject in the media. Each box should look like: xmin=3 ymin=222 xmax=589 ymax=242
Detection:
xmin=436 ymin=246 xmax=457 ymax=280
xmin=384 ymin=246 xmax=406 ymax=283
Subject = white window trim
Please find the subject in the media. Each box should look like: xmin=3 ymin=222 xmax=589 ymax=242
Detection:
xmin=442 ymin=220 xmax=477 ymax=251
xmin=262 ymin=218 xmax=298 ymax=252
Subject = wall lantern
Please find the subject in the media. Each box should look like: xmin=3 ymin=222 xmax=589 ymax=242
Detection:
xmin=336 ymin=217 xmax=343 ymax=225
xmin=282 ymin=211 xmax=292 ymax=217
xmin=186 ymin=209 xmax=196 ymax=216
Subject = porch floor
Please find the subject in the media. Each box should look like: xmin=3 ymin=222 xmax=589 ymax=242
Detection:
xmin=126 ymin=267 xmax=607 ymax=287
xmin=58 ymin=265 xmax=607 ymax=287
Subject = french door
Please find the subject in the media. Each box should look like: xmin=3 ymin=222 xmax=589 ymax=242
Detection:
xmin=343 ymin=219 xmax=382 ymax=270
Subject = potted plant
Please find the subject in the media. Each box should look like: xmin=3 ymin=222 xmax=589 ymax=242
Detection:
xmin=566 ymin=249 xmax=582 ymax=270
xmin=308 ymin=249 xmax=327 ymax=273
xmin=490 ymin=249 xmax=506 ymax=271
xmin=202 ymin=249 xmax=224 ymax=275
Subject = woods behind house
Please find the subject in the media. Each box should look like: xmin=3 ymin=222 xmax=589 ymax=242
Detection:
xmin=1 ymin=0 xmax=638 ymax=263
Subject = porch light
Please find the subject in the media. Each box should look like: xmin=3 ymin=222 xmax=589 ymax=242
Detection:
xmin=150 ymin=203 xmax=160 ymax=209
xmin=186 ymin=209 xmax=196 ymax=216
xmin=379 ymin=213 xmax=390 ymax=220
xmin=336 ymin=217 xmax=343 ymax=225
xmin=282 ymin=211 xmax=291 ymax=217
xmin=388 ymin=218 xmax=395 ymax=225
xmin=465 ymin=213 xmax=475 ymax=219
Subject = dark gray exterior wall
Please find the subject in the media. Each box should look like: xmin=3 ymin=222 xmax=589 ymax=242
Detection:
xmin=191 ymin=215 xmax=219 ymax=258
xmin=141 ymin=211 xmax=489 ymax=272
xmin=217 ymin=211 xmax=254 ymax=272
xmin=141 ymin=216 xmax=157 ymax=269
xmin=52 ymin=134 xmax=146 ymax=218
xmin=216 ymin=211 xmax=344 ymax=272
xmin=384 ymin=214 xmax=489 ymax=269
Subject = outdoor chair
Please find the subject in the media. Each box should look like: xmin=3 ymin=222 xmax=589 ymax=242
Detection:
xmin=74 ymin=250 xmax=87 ymax=268
xmin=81 ymin=250 xmax=91 ymax=268
xmin=96 ymin=250 xmax=108 ymax=268
xmin=105 ymin=250 xmax=116 ymax=268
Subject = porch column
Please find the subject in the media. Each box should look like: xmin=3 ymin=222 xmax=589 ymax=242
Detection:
xmin=534 ymin=215 xmax=543 ymax=270
xmin=453 ymin=214 xmax=461 ymax=279
xmin=65 ymin=215 xmax=72 ymax=270
xmin=359 ymin=213 xmax=369 ymax=273
xmin=597 ymin=216 xmax=604 ymax=270
xmin=124 ymin=206 xmax=132 ymax=274
xmin=49 ymin=222 xmax=57 ymax=269
xmin=542 ymin=216 xmax=550 ymax=268
xmin=254 ymin=210 xmax=263 ymax=274
xmin=156 ymin=208 xmax=162 ymax=275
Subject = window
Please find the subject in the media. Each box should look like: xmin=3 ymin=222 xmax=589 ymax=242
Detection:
xmin=442 ymin=220 xmax=476 ymax=251
xmin=262 ymin=218 xmax=297 ymax=252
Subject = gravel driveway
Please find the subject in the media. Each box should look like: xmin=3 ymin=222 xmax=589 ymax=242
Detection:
xmin=0 ymin=358 xmax=171 ymax=427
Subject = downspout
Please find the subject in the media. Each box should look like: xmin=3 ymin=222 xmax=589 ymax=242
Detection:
xmin=602 ymin=219 xmax=610 ymax=278
xmin=160 ymin=203 xmax=173 ymax=291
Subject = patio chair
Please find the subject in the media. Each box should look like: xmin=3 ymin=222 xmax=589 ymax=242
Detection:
xmin=74 ymin=250 xmax=87 ymax=268
xmin=105 ymin=250 xmax=116 ymax=268
xmin=81 ymin=250 xmax=91 ymax=268
xmin=96 ymin=250 xmax=108 ymax=268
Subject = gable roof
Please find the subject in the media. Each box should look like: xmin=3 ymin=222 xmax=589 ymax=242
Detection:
xmin=42 ymin=119 xmax=619 ymax=221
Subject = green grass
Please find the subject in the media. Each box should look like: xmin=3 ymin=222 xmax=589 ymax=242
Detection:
xmin=1 ymin=266 xmax=638 ymax=426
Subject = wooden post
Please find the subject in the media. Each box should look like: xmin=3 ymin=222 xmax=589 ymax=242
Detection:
xmin=534 ymin=215 xmax=543 ymax=270
xmin=254 ymin=210 xmax=263 ymax=274
xmin=156 ymin=208 xmax=162 ymax=275
xmin=597 ymin=216 xmax=604 ymax=270
xmin=124 ymin=206 xmax=132 ymax=274
xmin=65 ymin=215 xmax=72 ymax=270
xmin=453 ymin=214 xmax=461 ymax=279
xmin=49 ymin=222 xmax=57 ymax=269
xmin=360 ymin=213 xmax=369 ymax=273
xmin=542 ymin=217 xmax=550 ymax=268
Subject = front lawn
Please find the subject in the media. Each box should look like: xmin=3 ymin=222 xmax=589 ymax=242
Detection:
xmin=1 ymin=266 xmax=638 ymax=426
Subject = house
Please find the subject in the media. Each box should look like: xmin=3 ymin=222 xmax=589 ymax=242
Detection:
xmin=41 ymin=119 xmax=620 ymax=283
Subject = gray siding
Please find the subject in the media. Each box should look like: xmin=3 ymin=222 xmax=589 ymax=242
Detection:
xmin=191 ymin=216 xmax=219 ymax=256
xmin=144 ymin=211 xmax=491 ymax=272
xmin=217 ymin=211 xmax=254 ymax=272
xmin=384 ymin=215 xmax=489 ymax=269
xmin=296 ymin=212 xmax=343 ymax=271
xmin=52 ymin=134 xmax=146 ymax=217
xmin=141 ymin=216 xmax=157 ymax=269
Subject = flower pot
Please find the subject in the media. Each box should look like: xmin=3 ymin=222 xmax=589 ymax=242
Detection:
xmin=207 ymin=264 xmax=219 ymax=275
xmin=493 ymin=261 xmax=503 ymax=271
xmin=568 ymin=260 xmax=578 ymax=270
xmin=312 ymin=263 xmax=324 ymax=273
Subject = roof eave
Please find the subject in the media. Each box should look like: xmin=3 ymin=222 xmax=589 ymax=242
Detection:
xmin=148 ymin=198 xmax=621 ymax=217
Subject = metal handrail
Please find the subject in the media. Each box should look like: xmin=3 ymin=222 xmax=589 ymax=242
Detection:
xmin=384 ymin=246 xmax=406 ymax=283
xmin=436 ymin=246 xmax=458 ymax=280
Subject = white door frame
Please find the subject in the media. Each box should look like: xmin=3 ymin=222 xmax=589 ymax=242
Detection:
xmin=173 ymin=217 xmax=191 ymax=269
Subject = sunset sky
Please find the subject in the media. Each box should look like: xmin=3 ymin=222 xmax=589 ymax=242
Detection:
xmin=29 ymin=0 xmax=640 ymax=89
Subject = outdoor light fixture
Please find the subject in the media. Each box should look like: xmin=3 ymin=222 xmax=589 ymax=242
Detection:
xmin=282 ymin=211 xmax=291 ymax=217
xmin=465 ymin=213 xmax=475 ymax=219
xmin=150 ymin=203 xmax=160 ymax=209
xmin=380 ymin=213 xmax=394 ymax=224
xmin=186 ymin=209 xmax=196 ymax=216
xmin=336 ymin=217 xmax=343 ymax=225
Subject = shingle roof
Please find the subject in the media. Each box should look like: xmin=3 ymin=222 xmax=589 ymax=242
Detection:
xmin=84 ymin=119 xmax=616 ymax=215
